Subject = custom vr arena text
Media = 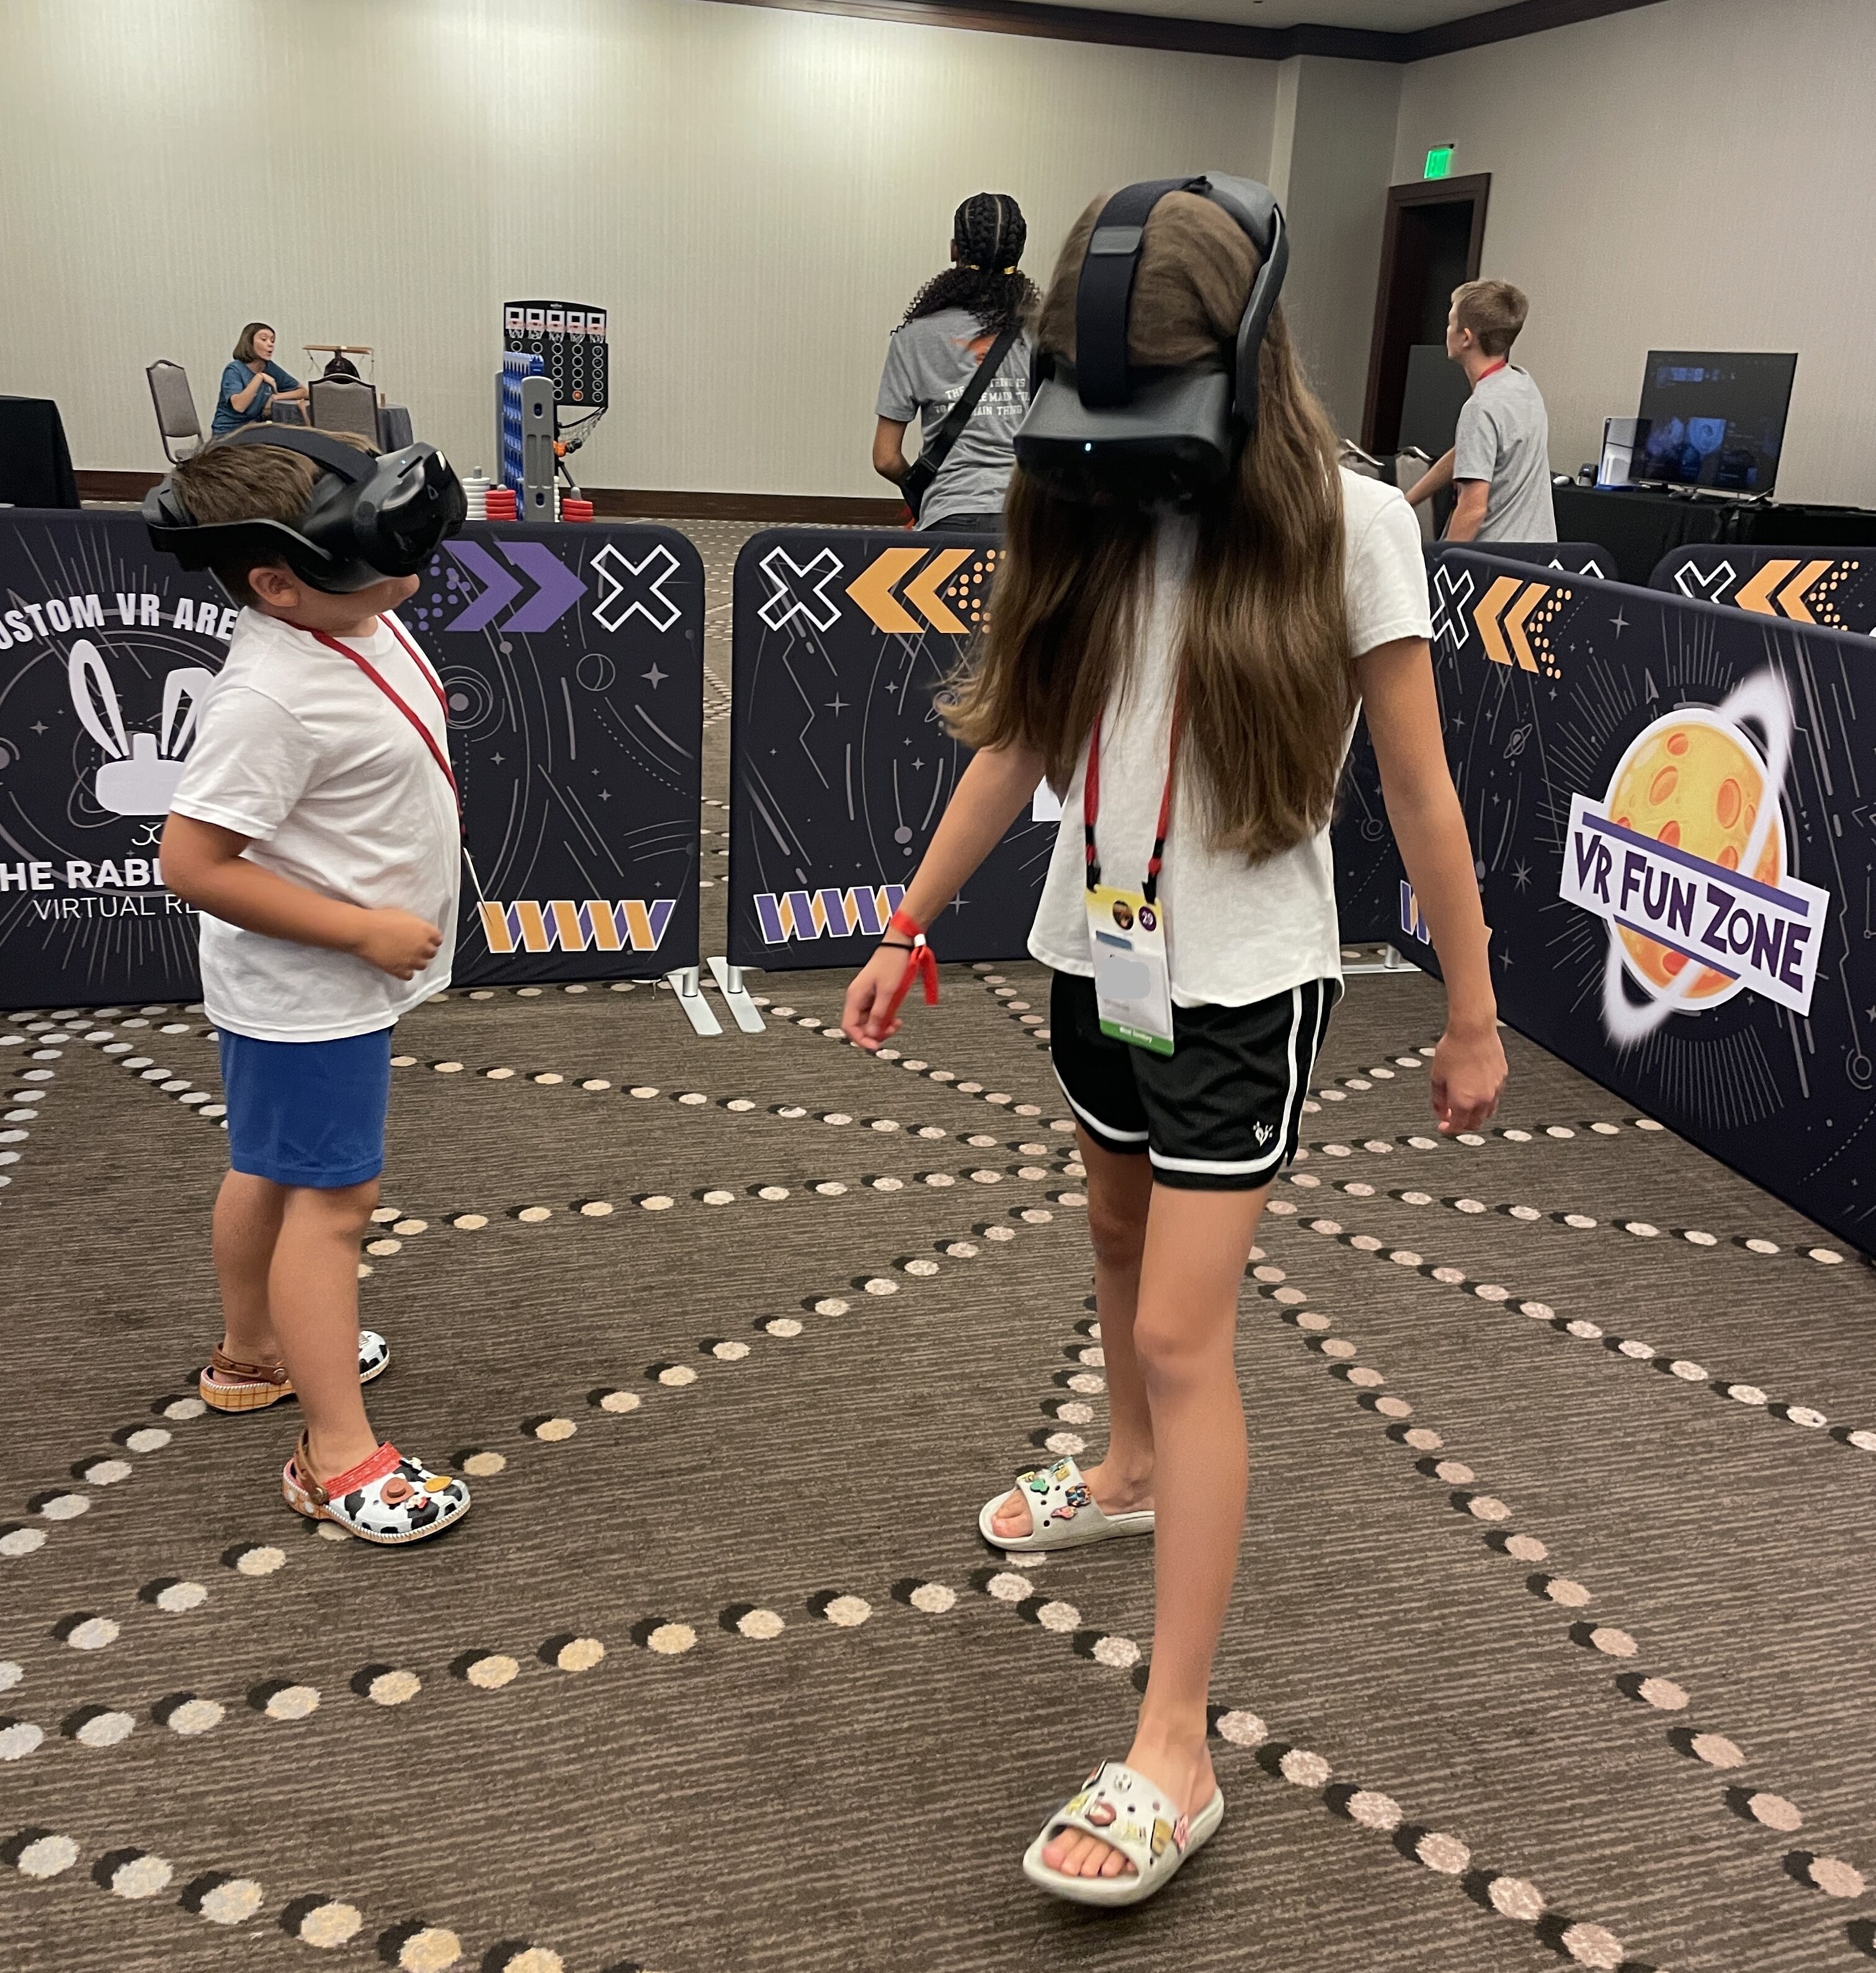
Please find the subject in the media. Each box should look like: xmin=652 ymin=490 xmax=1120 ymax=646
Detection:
xmin=0 ymin=592 xmax=238 ymax=650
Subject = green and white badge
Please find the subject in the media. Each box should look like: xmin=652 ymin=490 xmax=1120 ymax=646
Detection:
xmin=1086 ymin=882 xmax=1174 ymax=1054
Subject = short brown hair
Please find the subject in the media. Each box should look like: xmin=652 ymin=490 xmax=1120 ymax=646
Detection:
xmin=232 ymin=322 xmax=274 ymax=363
xmin=1451 ymin=279 xmax=1529 ymax=358
xmin=171 ymin=434 xmax=374 ymax=604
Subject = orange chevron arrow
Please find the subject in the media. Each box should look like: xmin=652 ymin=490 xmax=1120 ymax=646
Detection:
xmin=903 ymin=549 xmax=972 ymax=634
xmin=1735 ymin=558 xmax=1798 ymax=615
xmin=847 ymin=548 xmax=925 ymax=633
xmin=1505 ymin=581 xmax=1548 ymax=671
xmin=1476 ymin=575 xmax=1522 ymax=666
xmin=1776 ymin=559 xmax=1835 ymax=623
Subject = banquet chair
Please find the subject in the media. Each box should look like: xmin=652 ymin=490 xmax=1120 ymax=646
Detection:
xmin=308 ymin=374 xmax=382 ymax=447
xmin=146 ymin=360 xmax=203 ymax=463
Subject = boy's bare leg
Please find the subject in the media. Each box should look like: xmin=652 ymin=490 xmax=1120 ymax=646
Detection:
xmin=271 ymin=1178 xmax=380 ymax=1479
xmin=212 ymin=1170 xmax=287 ymax=1367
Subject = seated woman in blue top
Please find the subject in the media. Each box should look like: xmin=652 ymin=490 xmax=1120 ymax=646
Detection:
xmin=212 ymin=323 xmax=307 ymax=436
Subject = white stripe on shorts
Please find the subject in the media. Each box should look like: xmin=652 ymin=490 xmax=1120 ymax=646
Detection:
xmin=1052 ymin=1064 xmax=1150 ymax=1144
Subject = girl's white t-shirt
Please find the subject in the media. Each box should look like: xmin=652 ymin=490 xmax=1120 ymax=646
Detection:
xmin=168 ymin=609 xmax=462 ymax=1042
xmin=1027 ymin=470 xmax=1432 ymax=1008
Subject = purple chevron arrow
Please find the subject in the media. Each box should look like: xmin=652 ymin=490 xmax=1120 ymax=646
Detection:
xmin=498 ymin=539 xmax=585 ymax=632
xmin=443 ymin=540 xmax=523 ymax=632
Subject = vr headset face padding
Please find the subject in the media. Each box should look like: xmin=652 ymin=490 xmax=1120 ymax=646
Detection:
xmin=143 ymin=428 xmax=467 ymax=595
xmin=1014 ymin=172 xmax=1289 ymax=506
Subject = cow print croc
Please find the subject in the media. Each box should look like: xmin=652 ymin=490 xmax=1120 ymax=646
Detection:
xmin=282 ymin=1432 xmax=470 ymax=1546
xmin=1022 ymin=1759 xmax=1225 ymax=1907
xmin=978 ymin=1454 xmax=1155 ymax=1552
xmin=200 ymin=1330 xmax=391 ymax=1413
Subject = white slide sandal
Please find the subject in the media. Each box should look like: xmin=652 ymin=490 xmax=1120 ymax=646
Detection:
xmin=978 ymin=1454 xmax=1155 ymax=1552
xmin=1023 ymin=1758 xmax=1225 ymax=1907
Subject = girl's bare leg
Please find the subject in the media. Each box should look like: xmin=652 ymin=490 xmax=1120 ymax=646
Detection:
xmin=1043 ymin=1180 xmax=1267 ymax=1880
xmin=989 ymin=1130 xmax=1155 ymax=1535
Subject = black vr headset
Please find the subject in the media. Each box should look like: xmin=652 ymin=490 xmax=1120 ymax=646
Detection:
xmin=1013 ymin=172 xmax=1289 ymax=506
xmin=144 ymin=427 xmax=467 ymax=594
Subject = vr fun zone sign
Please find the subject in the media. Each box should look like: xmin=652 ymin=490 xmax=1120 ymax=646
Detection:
xmin=1558 ymin=680 xmax=1828 ymax=1033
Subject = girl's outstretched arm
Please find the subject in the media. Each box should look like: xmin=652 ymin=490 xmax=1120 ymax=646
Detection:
xmin=841 ymin=740 xmax=1045 ymax=1050
xmin=1357 ymin=635 xmax=1508 ymax=1134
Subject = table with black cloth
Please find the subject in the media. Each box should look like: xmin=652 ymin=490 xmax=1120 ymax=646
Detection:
xmin=1553 ymin=483 xmax=1876 ymax=585
xmin=264 ymin=401 xmax=413 ymax=448
xmin=0 ymin=396 xmax=79 ymax=509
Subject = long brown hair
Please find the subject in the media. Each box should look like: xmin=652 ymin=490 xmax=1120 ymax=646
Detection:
xmin=945 ymin=190 xmax=1351 ymax=863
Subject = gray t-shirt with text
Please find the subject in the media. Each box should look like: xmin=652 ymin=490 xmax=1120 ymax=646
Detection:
xmin=877 ymin=306 xmax=1032 ymax=527
xmin=1454 ymin=365 xmax=1556 ymax=542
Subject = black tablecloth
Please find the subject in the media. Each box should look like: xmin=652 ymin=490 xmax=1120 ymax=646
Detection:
xmin=1553 ymin=485 xmax=1876 ymax=586
xmin=0 ymin=396 xmax=79 ymax=509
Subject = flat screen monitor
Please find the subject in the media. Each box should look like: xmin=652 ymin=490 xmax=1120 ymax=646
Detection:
xmin=1633 ymin=350 xmax=1797 ymax=494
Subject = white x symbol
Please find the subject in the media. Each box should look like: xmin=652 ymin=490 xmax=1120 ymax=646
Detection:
xmin=592 ymin=541 xmax=683 ymax=633
xmin=758 ymin=546 xmax=844 ymax=632
xmin=1432 ymin=563 xmax=1475 ymax=648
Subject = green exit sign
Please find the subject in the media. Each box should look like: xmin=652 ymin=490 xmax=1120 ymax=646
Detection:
xmin=1424 ymin=145 xmax=1455 ymax=179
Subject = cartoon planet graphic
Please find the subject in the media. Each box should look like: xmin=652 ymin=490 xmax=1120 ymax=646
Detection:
xmin=1606 ymin=709 xmax=1782 ymax=1000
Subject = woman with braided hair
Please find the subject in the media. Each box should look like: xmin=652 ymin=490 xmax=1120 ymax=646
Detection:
xmin=873 ymin=192 xmax=1040 ymax=532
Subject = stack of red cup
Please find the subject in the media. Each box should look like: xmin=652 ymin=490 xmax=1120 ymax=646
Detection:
xmin=561 ymin=498 xmax=594 ymax=522
xmin=485 ymin=485 xmax=519 ymax=521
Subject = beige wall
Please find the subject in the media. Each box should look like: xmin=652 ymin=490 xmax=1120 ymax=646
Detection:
xmin=1393 ymin=0 xmax=1876 ymax=506
xmin=0 ymin=0 xmax=1280 ymax=494
xmin=1269 ymin=54 xmax=1402 ymax=437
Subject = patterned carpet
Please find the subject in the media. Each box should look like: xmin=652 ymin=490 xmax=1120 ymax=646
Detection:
xmin=3 ymin=525 xmax=1876 ymax=1973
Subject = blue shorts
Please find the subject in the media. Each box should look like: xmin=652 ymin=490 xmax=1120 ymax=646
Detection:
xmin=218 ymin=1027 xmax=394 ymax=1190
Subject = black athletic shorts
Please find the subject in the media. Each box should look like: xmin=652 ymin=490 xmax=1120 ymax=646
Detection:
xmin=1048 ymin=971 xmax=1340 ymax=1191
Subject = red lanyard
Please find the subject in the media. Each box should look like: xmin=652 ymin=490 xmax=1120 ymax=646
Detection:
xmin=1084 ymin=695 xmax=1181 ymax=907
xmin=1475 ymin=359 xmax=1508 ymax=383
xmin=305 ymin=616 xmax=458 ymax=812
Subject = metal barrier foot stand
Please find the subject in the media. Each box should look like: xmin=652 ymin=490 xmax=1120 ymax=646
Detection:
xmin=1342 ymin=944 xmax=1417 ymax=977
xmin=666 ymin=965 xmax=722 ymax=1036
xmin=707 ymin=956 xmax=766 ymax=1034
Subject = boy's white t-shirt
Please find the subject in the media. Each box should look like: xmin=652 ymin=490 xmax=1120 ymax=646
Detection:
xmin=168 ymin=608 xmax=462 ymax=1042
xmin=1028 ymin=470 xmax=1432 ymax=1008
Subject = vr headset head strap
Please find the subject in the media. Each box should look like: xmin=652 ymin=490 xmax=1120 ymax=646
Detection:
xmin=1195 ymin=174 xmax=1289 ymax=428
xmin=1074 ymin=176 xmax=1203 ymax=410
xmin=218 ymin=424 xmax=375 ymax=481
xmin=1073 ymin=172 xmax=1289 ymax=429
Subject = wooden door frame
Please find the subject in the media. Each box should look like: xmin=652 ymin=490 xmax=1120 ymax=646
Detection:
xmin=1360 ymin=171 xmax=1491 ymax=452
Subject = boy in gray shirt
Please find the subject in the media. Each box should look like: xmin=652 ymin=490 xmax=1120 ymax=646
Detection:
xmin=1406 ymin=279 xmax=1555 ymax=544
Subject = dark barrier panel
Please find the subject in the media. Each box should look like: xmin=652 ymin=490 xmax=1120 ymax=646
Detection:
xmin=414 ymin=521 xmax=703 ymax=987
xmin=1422 ymin=551 xmax=1875 ymax=1256
xmin=728 ymin=528 xmax=1054 ymax=970
xmin=1333 ymin=542 xmax=1610 ymax=945
xmin=0 ymin=512 xmax=239 ymax=1004
xmin=1648 ymin=544 xmax=1876 ymax=634
xmin=0 ymin=512 xmax=702 ymax=1006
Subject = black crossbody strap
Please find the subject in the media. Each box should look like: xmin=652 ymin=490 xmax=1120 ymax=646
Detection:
xmin=921 ymin=323 xmax=1022 ymax=480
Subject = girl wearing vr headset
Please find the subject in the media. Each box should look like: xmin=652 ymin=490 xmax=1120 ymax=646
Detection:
xmin=843 ymin=187 xmax=1505 ymax=1905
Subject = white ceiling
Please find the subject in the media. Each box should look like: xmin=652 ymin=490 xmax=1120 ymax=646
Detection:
xmin=1024 ymin=0 xmax=1527 ymax=29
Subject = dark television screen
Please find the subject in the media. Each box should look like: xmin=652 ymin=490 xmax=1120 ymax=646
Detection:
xmin=1633 ymin=350 xmax=1797 ymax=493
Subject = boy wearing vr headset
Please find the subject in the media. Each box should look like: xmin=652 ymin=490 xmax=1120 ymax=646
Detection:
xmin=151 ymin=431 xmax=473 ymax=1546
xmin=844 ymin=180 xmax=1504 ymax=1907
